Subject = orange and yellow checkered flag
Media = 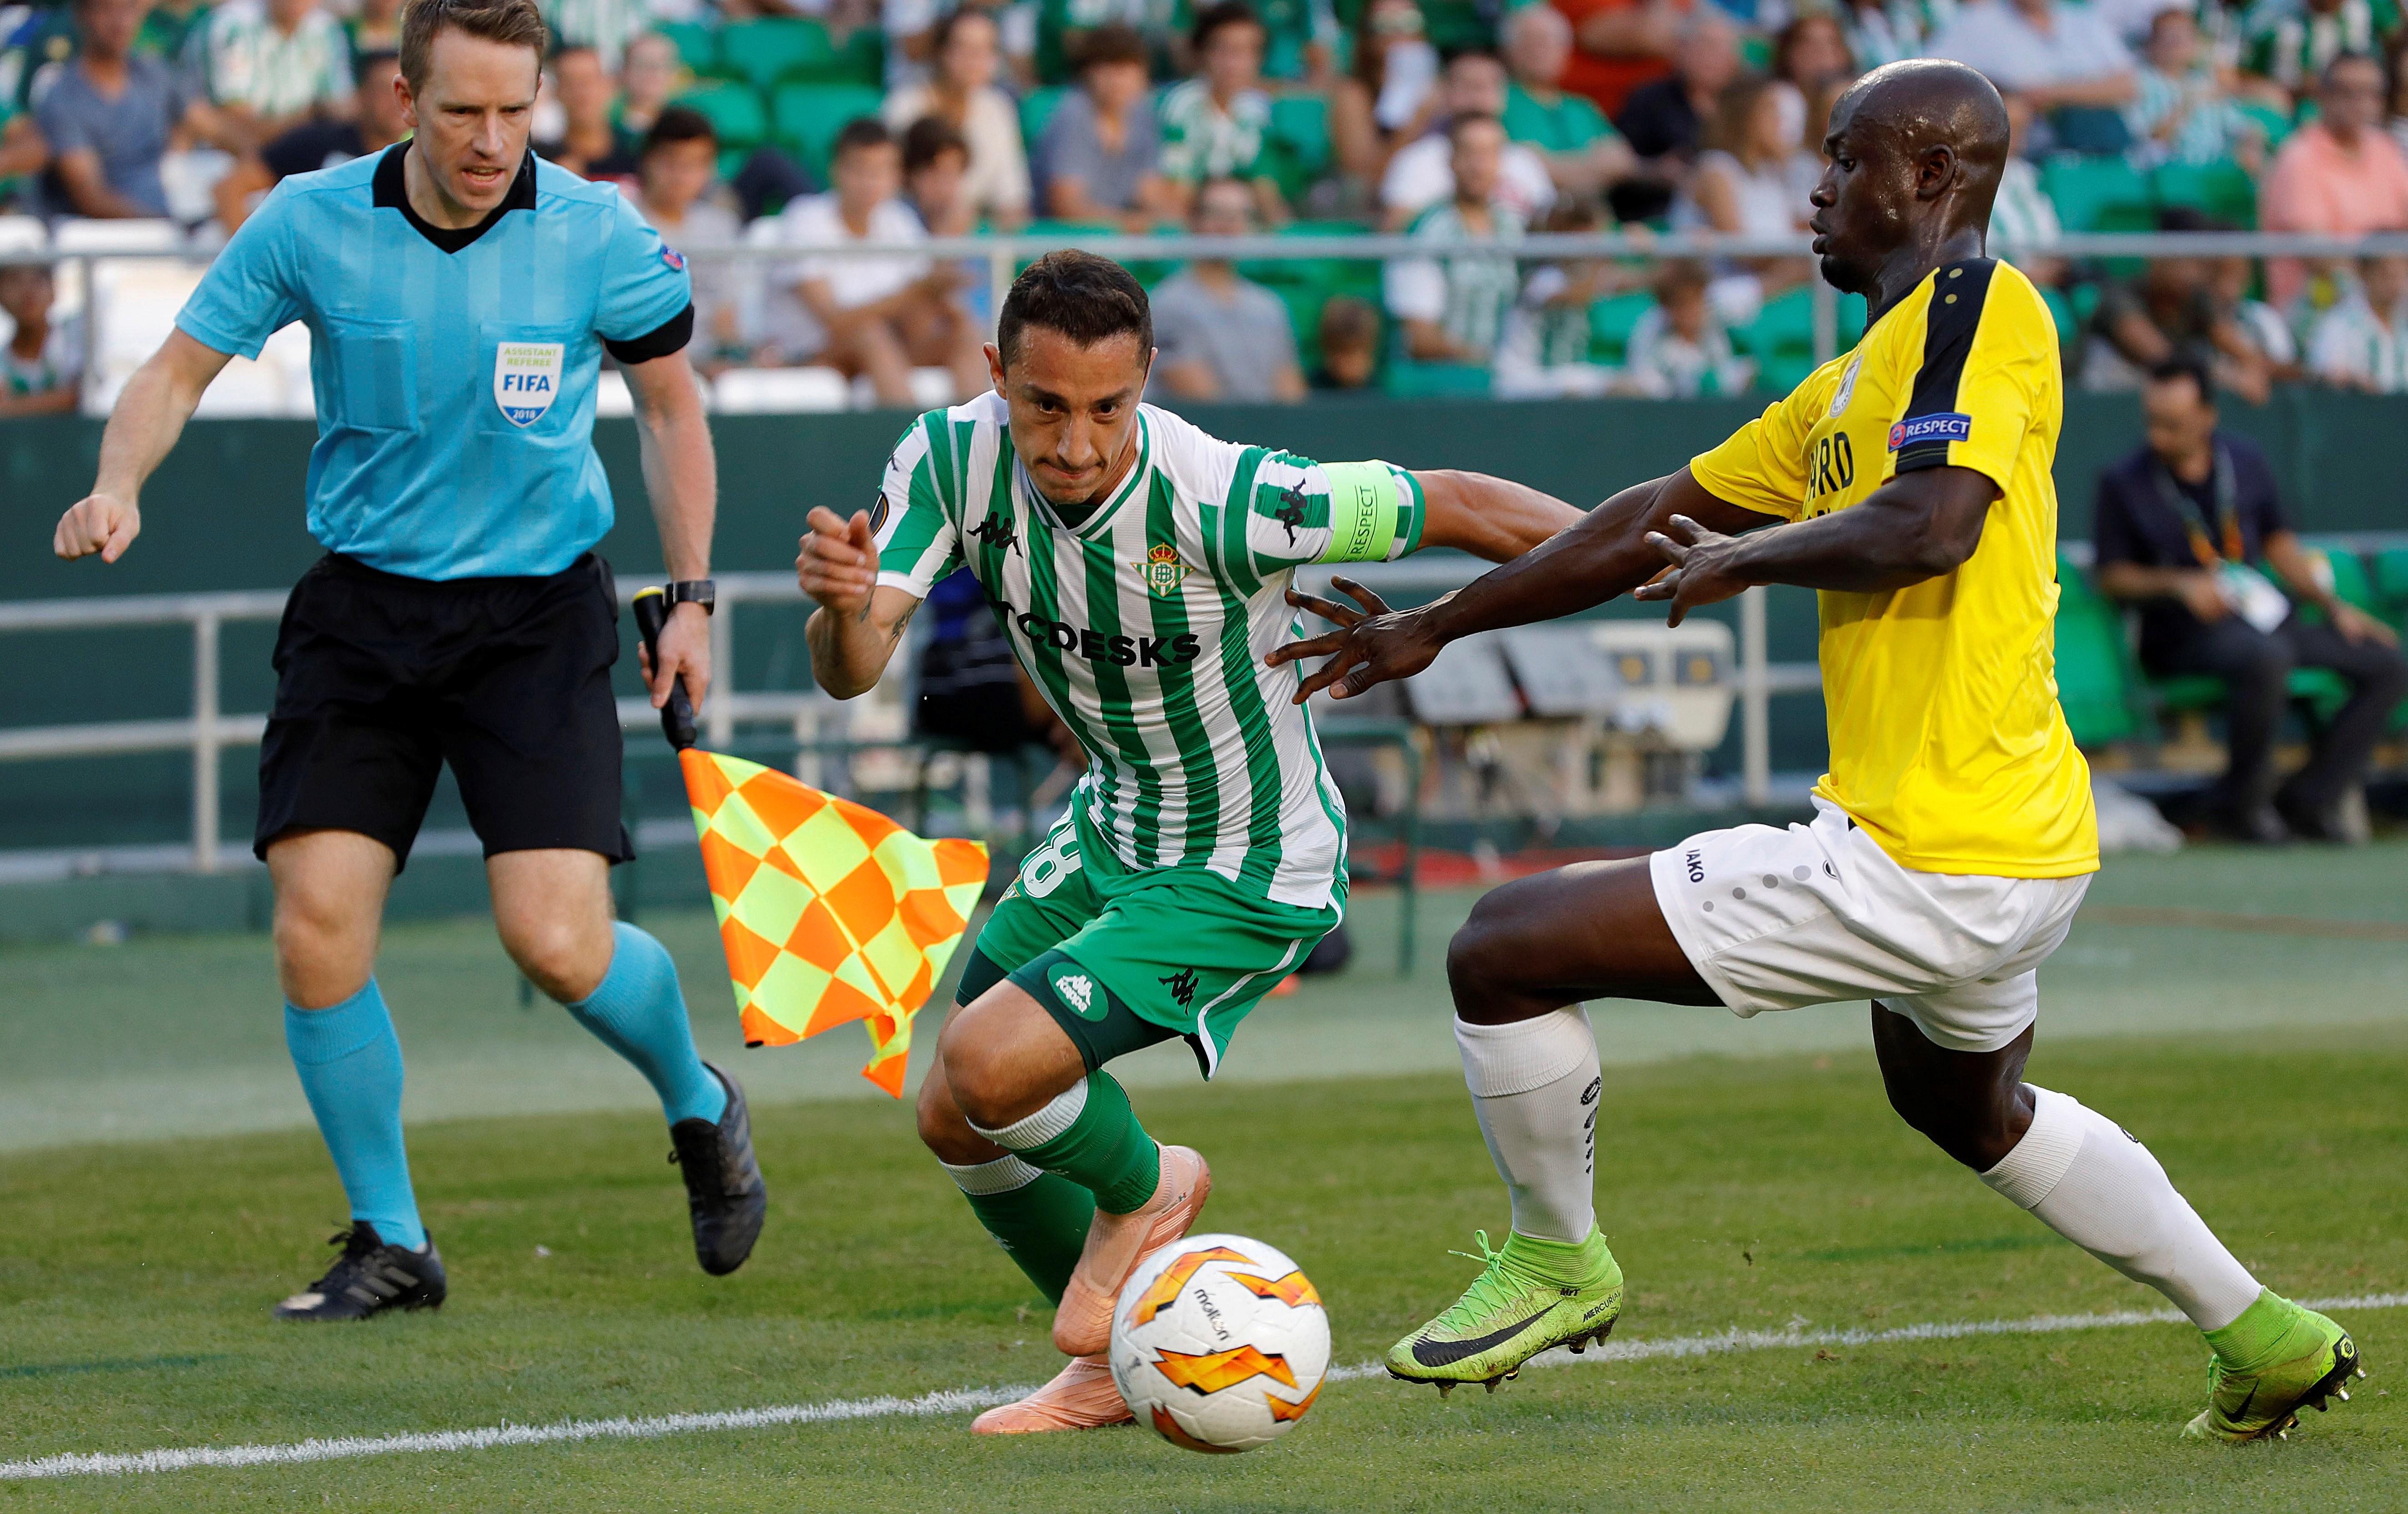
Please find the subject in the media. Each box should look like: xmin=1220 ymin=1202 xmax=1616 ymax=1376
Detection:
xmin=679 ymin=749 xmax=988 ymax=1096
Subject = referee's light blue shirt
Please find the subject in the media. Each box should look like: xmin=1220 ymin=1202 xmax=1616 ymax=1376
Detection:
xmin=176 ymin=143 xmax=694 ymax=581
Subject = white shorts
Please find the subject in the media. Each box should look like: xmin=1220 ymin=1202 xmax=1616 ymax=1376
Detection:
xmin=1648 ymin=797 xmax=2094 ymax=1053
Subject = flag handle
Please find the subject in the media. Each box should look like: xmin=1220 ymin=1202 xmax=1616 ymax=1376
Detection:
xmin=632 ymin=586 xmax=698 ymax=752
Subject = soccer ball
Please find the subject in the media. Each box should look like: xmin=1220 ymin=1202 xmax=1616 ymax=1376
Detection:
xmin=1109 ymin=1232 xmax=1331 ymax=1454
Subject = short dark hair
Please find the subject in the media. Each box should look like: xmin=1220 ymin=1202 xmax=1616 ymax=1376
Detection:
xmin=354 ymin=46 xmax=400 ymax=85
xmin=997 ymin=251 xmax=1153 ymax=367
xmin=1447 ymin=109 xmax=1503 ymax=148
xmin=1191 ymin=0 xmax=1262 ymax=53
xmin=1077 ymin=21 xmax=1149 ymax=71
xmin=2322 ymin=49 xmax=2383 ymax=90
xmin=2146 ymin=355 xmax=2215 ymax=404
xmin=903 ymin=114 xmax=970 ymax=175
xmin=832 ymin=115 xmax=894 ymax=161
xmin=643 ymin=103 xmax=718 ymax=157
xmin=399 ymin=0 xmax=548 ymax=95
xmin=1317 ymin=294 xmax=1378 ymax=348
xmin=930 ymin=5 xmax=995 ymax=56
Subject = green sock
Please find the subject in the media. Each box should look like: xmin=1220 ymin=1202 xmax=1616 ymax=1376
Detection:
xmin=975 ymin=1071 xmax=1163 ymax=1215
xmin=946 ymin=1159 xmax=1094 ymax=1303
xmin=1502 ymin=1227 xmax=1617 ymax=1285
xmin=2204 ymin=1289 xmax=2308 ymax=1372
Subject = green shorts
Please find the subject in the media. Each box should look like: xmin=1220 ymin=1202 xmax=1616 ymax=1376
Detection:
xmin=955 ymin=812 xmax=1343 ymax=1078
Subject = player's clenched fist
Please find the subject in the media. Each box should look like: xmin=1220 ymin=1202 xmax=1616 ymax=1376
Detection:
xmin=797 ymin=505 xmax=878 ymax=616
xmin=54 ymin=493 xmax=142 ymax=563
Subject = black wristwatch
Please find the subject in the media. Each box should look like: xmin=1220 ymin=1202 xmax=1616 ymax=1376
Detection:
xmin=666 ymin=579 xmax=716 ymax=615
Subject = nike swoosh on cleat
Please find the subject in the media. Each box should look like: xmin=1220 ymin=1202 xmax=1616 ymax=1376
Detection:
xmin=1411 ymin=1306 xmax=1559 ymax=1368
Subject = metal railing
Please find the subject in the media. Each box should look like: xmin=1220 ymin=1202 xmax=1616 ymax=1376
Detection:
xmin=14 ymin=227 xmax=2408 ymax=399
xmin=0 ymin=554 xmax=1818 ymax=876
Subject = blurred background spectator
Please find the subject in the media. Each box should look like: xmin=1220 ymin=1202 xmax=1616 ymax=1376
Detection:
xmin=2083 ymin=207 xmax=2274 ymax=401
xmin=30 ymin=0 xmax=207 ymax=219
xmin=2261 ymin=53 xmax=2408 ymax=307
xmin=1311 ymin=293 xmax=1381 ymax=389
xmin=2128 ymin=6 xmax=2261 ymax=170
xmin=213 ymin=45 xmax=405 ymax=230
xmin=1149 ymin=174 xmax=1306 ymax=402
xmin=1676 ymin=73 xmax=1819 ymax=314
xmin=613 ymin=30 xmax=679 ymax=141
xmin=2306 ymin=248 xmax=2408 ymax=389
xmin=883 ymin=6 xmax=1030 ymax=229
xmin=1557 ymin=0 xmax=1686 ymax=121
xmin=1928 ymin=0 xmax=2137 ymax=153
xmin=2093 ymin=358 xmax=2406 ymax=842
xmin=1329 ymin=0 xmax=1441 ymax=200
xmin=184 ymin=0 xmax=355 ymax=154
xmin=770 ymin=117 xmax=985 ymax=406
xmin=1619 ymin=256 xmax=1752 ymax=395
xmin=1381 ymin=47 xmax=1555 ymax=227
xmin=1032 ymin=22 xmax=1171 ymax=227
xmin=536 ymin=43 xmax=637 ymax=179
xmin=2245 ymin=0 xmax=2392 ymax=100
xmin=1836 ymin=0 xmax=1940 ymax=72
xmin=1502 ymin=5 xmax=1634 ymax=205
xmin=1612 ymin=8 xmax=1740 ymax=222
xmin=1158 ymin=0 xmax=1282 ymax=220
xmin=0 ymin=261 xmax=80 ymax=414
xmin=1385 ymin=111 xmax=1523 ymax=366
xmin=1494 ymin=193 xmax=1624 ymax=396
xmin=625 ymin=104 xmax=747 ymax=373
xmin=1988 ymin=90 xmax=2067 ymax=283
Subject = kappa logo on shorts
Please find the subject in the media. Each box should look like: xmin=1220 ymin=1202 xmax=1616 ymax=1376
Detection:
xmin=1051 ymin=966 xmax=1103 ymax=1019
xmin=1158 ymin=967 xmax=1199 ymax=1008
xmin=493 ymin=342 xmax=564 ymax=428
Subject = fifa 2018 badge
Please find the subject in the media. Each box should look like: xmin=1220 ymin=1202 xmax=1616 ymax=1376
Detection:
xmin=493 ymin=342 xmax=565 ymax=428
xmin=1133 ymin=542 xmax=1194 ymax=598
xmin=1828 ymin=353 xmax=1863 ymax=418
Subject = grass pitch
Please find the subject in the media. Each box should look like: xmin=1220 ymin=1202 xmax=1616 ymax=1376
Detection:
xmin=4 ymin=1027 xmax=2404 ymax=1511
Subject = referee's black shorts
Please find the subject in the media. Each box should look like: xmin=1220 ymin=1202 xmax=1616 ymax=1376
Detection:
xmin=254 ymin=551 xmax=633 ymax=870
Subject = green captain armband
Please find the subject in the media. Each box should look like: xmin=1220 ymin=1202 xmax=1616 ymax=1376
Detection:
xmin=1315 ymin=461 xmax=1422 ymax=565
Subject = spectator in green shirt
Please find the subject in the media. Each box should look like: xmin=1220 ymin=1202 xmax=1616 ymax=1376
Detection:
xmin=1502 ymin=3 xmax=1634 ymax=201
xmin=1158 ymin=0 xmax=1284 ymax=220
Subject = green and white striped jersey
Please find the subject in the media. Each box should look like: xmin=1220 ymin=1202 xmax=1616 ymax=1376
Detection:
xmin=873 ymin=393 xmax=1428 ymax=910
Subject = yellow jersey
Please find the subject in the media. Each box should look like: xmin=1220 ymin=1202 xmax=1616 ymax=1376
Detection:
xmin=1689 ymin=258 xmax=2098 ymax=878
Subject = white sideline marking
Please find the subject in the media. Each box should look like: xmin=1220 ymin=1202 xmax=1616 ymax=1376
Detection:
xmin=4 ymin=1292 xmax=2397 ymax=1481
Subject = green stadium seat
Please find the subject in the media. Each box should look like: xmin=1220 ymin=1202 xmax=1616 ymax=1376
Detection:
xmin=2041 ymin=286 xmax=2080 ymax=345
xmin=2150 ymin=160 xmax=2256 ymax=227
xmin=719 ymin=18 xmax=838 ymax=91
xmin=2374 ymin=547 xmax=2408 ymax=608
xmin=1383 ymin=353 xmax=1491 ymax=398
xmin=655 ymin=21 xmax=720 ymax=76
xmin=1734 ymin=286 xmax=1813 ymax=358
xmin=674 ymin=82 xmax=767 ymax=152
xmin=1587 ymin=290 xmax=1652 ymax=363
xmin=2053 ymin=554 xmax=2142 ymax=745
xmin=2041 ymin=156 xmax=2155 ymax=232
xmin=1240 ymin=220 xmax=1367 ymax=294
xmin=833 ymin=26 xmax=885 ymax=86
xmin=1754 ymin=353 xmax=1819 ymax=396
xmin=769 ymin=82 xmax=886 ymax=178
xmin=1020 ymin=86 xmax=1070 ymax=151
xmin=1264 ymin=94 xmax=1333 ymax=200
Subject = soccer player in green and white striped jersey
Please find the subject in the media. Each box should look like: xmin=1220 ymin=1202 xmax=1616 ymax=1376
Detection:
xmin=799 ymin=251 xmax=1579 ymax=1435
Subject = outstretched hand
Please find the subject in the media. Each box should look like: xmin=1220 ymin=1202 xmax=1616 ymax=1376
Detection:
xmin=1631 ymin=514 xmax=1753 ymax=626
xmin=1265 ymin=577 xmax=1445 ymax=705
xmin=53 ymin=492 xmax=142 ymax=563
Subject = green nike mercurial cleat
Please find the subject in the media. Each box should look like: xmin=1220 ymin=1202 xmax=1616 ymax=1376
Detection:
xmin=1386 ymin=1228 xmax=1623 ymax=1395
xmin=2184 ymin=1298 xmax=2366 ymax=1443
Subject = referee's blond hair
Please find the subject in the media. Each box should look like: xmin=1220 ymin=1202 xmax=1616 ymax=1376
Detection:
xmin=398 ymin=0 xmax=549 ymax=93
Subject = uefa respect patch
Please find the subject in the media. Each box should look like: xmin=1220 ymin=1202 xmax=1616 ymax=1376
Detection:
xmin=1888 ymin=411 xmax=1973 ymax=450
xmin=661 ymin=245 xmax=687 ymax=272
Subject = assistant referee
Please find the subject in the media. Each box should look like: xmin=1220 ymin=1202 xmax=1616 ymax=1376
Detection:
xmin=53 ymin=0 xmax=766 ymax=1321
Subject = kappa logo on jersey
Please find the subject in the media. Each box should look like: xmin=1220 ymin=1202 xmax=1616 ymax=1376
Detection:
xmin=493 ymin=341 xmax=564 ymax=428
xmin=968 ymin=513 xmax=1020 ymax=555
xmin=1051 ymin=966 xmax=1103 ymax=1019
xmin=1273 ymin=482 xmax=1310 ymax=544
xmin=1133 ymin=542 xmax=1195 ymax=598
xmin=1888 ymin=411 xmax=1973 ymax=450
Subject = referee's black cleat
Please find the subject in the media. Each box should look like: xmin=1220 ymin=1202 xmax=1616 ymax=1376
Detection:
xmin=670 ymin=1063 xmax=766 ymax=1276
xmin=273 ymin=1222 xmax=446 ymax=1321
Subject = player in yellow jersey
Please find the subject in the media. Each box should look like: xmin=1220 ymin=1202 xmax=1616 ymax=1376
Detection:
xmin=1272 ymin=60 xmax=2363 ymax=1440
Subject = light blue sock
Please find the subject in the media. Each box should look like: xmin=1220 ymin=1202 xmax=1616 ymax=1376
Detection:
xmin=284 ymin=981 xmax=425 ymax=1251
xmin=565 ymin=923 xmax=727 ymax=1126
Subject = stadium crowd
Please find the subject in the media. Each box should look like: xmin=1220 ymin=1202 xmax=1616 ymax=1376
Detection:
xmin=5 ymin=0 xmax=2408 ymax=405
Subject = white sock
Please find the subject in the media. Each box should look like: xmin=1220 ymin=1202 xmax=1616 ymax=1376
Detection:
xmin=967 ymin=1080 xmax=1086 ymax=1150
xmin=1455 ymin=1009 xmax=1602 ymax=1245
xmin=1980 ymin=1085 xmax=2261 ymax=1331
xmin=942 ymin=1154 xmax=1044 ymax=1195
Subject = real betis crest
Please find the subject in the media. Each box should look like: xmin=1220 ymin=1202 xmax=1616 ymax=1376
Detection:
xmin=1133 ymin=542 xmax=1194 ymax=598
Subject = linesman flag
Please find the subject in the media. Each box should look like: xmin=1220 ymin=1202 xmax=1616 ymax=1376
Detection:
xmin=635 ymin=589 xmax=988 ymax=1095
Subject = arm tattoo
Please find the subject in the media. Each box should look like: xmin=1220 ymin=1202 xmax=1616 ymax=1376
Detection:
xmin=885 ymin=601 xmax=920 ymax=646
